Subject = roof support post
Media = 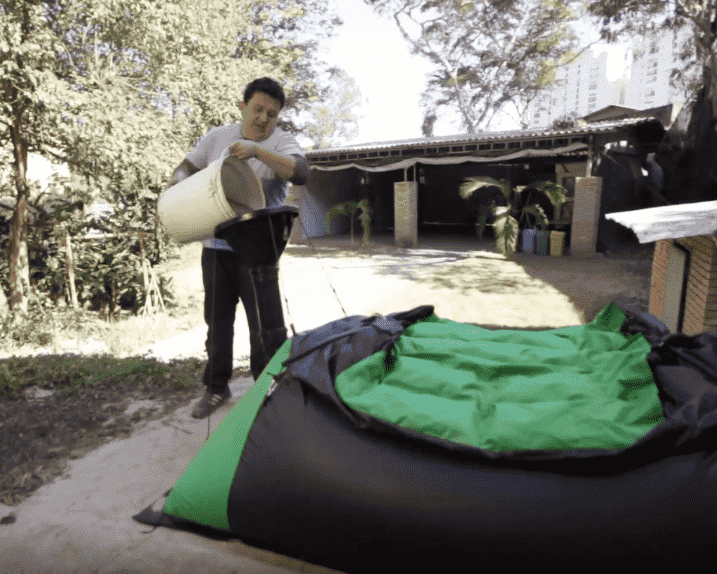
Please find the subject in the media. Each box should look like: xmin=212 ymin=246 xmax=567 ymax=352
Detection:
xmin=586 ymin=135 xmax=595 ymax=176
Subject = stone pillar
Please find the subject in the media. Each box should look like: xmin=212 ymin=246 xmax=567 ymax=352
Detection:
xmin=394 ymin=181 xmax=418 ymax=248
xmin=571 ymin=177 xmax=603 ymax=257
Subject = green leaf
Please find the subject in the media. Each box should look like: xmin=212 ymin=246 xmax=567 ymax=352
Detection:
xmin=459 ymin=177 xmax=509 ymax=201
xmin=534 ymin=181 xmax=567 ymax=209
xmin=493 ymin=212 xmax=519 ymax=258
xmin=520 ymin=204 xmax=549 ymax=230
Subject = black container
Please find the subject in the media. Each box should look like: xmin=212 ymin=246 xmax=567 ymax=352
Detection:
xmin=215 ymin=206 xmax=299 ymax=267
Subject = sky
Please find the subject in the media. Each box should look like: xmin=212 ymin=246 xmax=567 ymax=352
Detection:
xmin=312 ymin=0 xmax=633 ymax=147
xmin=301 ymin=0 xmax=432 ymax=147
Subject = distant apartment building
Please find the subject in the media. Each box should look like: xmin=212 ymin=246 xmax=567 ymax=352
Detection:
xmin=626 ymin=32 xmax=682 ymax=110
xmin=528 ymin=29 xmax=688 ymax=129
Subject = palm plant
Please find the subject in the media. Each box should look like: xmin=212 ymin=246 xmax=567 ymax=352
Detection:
xmin=460 ymin=177 xmax=567 ymax=258
xmin=325 ymin=199 xmax=372 ymax=246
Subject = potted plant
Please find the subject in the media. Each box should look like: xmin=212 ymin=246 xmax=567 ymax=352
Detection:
xmin=325 ymin=199 xmax=372 ymax=246
xmin=459 ymin=178 xmax=566 ymax=259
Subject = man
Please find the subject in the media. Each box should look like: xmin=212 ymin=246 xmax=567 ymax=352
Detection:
xmin=165 ymin=77 xmax=309 ymax=419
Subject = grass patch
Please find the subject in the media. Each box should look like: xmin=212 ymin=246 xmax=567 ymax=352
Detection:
xmin=0 ymin=354 xmax=204 ymax=401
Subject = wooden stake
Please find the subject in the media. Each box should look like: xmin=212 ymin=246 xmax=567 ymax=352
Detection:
xmin=64 ymin=227 xmax=78 ymax=309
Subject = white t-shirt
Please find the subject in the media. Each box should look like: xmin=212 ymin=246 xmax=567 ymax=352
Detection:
xmin=185 ymin=123 xmax=305 ymax=250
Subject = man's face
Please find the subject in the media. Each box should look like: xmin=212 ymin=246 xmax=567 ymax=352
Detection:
xmin=239 ymin=92 xmax=282 ymax=141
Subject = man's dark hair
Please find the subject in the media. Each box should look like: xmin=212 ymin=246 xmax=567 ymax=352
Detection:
xmin=244 ymin=77 xmax=285 ymax=109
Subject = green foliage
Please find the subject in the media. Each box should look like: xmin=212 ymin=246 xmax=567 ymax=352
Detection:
xmin=302 ymin=68 xmax=365 ymax=149
xmin=585 ymin=0 xmax=711 ymax=107
xmin=550 ymin=111 xmax=586 ymax=129
xmin=365 ymin=0 xmax=581 ymax=132
xmin=0 ymin=175 xmax=177 ymax=317
xmin=0 ymin=0 xmax=342 ymax=314
xmin=460 ymin=176 xmax=566 ymax=258
xmin=0 ymin=353 xmax=199 ymax=401
xmin=325 ymin=199 xmax=372 ymax=245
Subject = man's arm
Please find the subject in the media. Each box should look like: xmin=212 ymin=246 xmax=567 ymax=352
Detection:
xmin=230 ymin=143 xmax=309 ymax=185
xmin=166 ymin=159 xmax=201 ymax=189
xmin=253 ymin=147 xmax=295 ymax=180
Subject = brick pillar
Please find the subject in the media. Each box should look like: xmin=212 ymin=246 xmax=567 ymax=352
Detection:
xmin=570 ymin=177 xmax=603 ymax=257
xmin=394 ymin=181 xmax=418 ymax=248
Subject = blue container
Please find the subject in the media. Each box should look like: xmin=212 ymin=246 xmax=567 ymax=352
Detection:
xmin=522 ymin=229 xmax=536 ymax=254
xmin=536 ymin=229 xmax=551 ymax=255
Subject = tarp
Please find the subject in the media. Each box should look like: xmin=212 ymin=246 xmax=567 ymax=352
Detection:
xmin=135 ymin=302 xmax=717 ymax=570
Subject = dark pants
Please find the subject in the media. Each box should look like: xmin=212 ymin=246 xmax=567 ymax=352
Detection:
xmin=201 ymin=248 xmax=269 ymax=393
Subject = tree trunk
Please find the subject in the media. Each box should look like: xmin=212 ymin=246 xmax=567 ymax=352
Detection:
xmin=9 ymin=114 xmax=30 ymax=317
xmin=8 ymin=3 xmax=32 ymax=318
xmin=660 ymin=65 xmax=717 ymax=204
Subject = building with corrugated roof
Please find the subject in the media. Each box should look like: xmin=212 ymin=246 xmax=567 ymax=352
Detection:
xmin=607 ymin=202 xmax=717 ymax=335
xmin=295 ymin=116 xmax=665 ymax=254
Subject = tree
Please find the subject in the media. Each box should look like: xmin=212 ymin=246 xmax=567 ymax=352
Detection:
xmin=550 ymin=111 xmax=586 ymax=130
xmin=364 ymin=0 xmax=588 ymax=133
xmin=0 ymin=0 xmax=343 ymax=318
xmin=585 ymin=0 xmax=717 ymax=202
xmin=226 ymin=0 xmax=344 ymax=136
xmin=302 ymin=68 xmax=365 ymax=149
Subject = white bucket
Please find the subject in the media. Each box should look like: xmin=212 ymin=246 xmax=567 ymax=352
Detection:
xmin=157 ymin=156 xmax=265 ymax=244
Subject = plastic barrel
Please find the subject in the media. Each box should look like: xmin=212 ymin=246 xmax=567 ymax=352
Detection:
xmin=536 ymin=229 xmax=551 ymax=255
xmin=157 ymin=156 xmax=264 ymax=244
xmin=550 ymin=231 xmax=565 ymax=257
xmin=522 ymin=229 xmax=537 ymax=254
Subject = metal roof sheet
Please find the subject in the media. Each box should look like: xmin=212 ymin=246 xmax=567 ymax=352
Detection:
xmin=310 ymin=142 xmax=589 ymax=172
xmin=606 ymin=200 xmax=717 ymax=244
xmin=304 ymin=117 xmax=661 ymax=157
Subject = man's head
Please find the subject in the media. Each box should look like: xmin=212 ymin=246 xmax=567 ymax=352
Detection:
xmin=240 ymin=77 xmax=285 ymax=141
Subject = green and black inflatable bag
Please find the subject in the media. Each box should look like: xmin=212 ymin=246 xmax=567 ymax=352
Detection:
xmin=135 ymin=302 xmax=717 ymax=571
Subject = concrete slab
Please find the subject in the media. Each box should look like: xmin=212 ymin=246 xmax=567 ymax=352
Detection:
xmin=0 ymin=376 xmax=344 ymax=574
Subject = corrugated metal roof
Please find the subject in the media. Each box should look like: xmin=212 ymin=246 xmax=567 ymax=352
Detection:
xmin=606 ymin=200 xmax=717 ymax=244
xmin=310 ymin=142 xmax=589 ymax=172
xmin=304 ymin=117 xmax=661 ymax=157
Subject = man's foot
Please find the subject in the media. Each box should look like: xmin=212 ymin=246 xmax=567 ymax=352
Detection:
xmin=191 ymin=388 xmax=232 ymax=419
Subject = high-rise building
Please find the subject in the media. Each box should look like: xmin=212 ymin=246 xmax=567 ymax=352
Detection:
xmin=527 ymin=28 xmax=690 ymax=129
xmin=626 ymin=32 xmax=683 ymax=110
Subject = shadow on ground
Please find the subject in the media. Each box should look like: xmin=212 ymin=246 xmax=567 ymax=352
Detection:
xmin=286 ymin=233 xmax=654 ymax=326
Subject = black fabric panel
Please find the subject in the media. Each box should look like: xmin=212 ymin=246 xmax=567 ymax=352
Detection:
xmin=227 ymin=376 xmax=717 ymax=571
xmin=274 ymin=303 xmax=717 ymax=464
xmin=276 ymin=306 xmax=434 ymax=428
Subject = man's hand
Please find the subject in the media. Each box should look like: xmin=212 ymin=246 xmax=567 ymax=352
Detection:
xmin=229 ymin=141 xmax=259 ymax=160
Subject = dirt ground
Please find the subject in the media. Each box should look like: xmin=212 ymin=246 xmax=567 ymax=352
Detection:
xmin=0 ymin=361 xmax=209 ymax=508
xmin=282 ymin=233 xmax=655 ymax=327
xmin=0 ymin=234 xmax=655 ymax=512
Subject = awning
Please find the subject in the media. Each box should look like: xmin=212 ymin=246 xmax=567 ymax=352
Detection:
xmin=310 ymin=142 xmax=588 ymax=172
xmin=605 ymin=200 xmax=717 ymax=244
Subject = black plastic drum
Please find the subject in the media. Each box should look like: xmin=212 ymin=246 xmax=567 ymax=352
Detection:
xmin=215 ymin=206 xmax=299 ymax=268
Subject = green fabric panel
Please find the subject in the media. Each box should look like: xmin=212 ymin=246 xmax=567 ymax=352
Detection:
xmin=335 ymin=303 xmax=664 ymax=451
xmin=163 ymin=340 xmax=292 ymax=531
